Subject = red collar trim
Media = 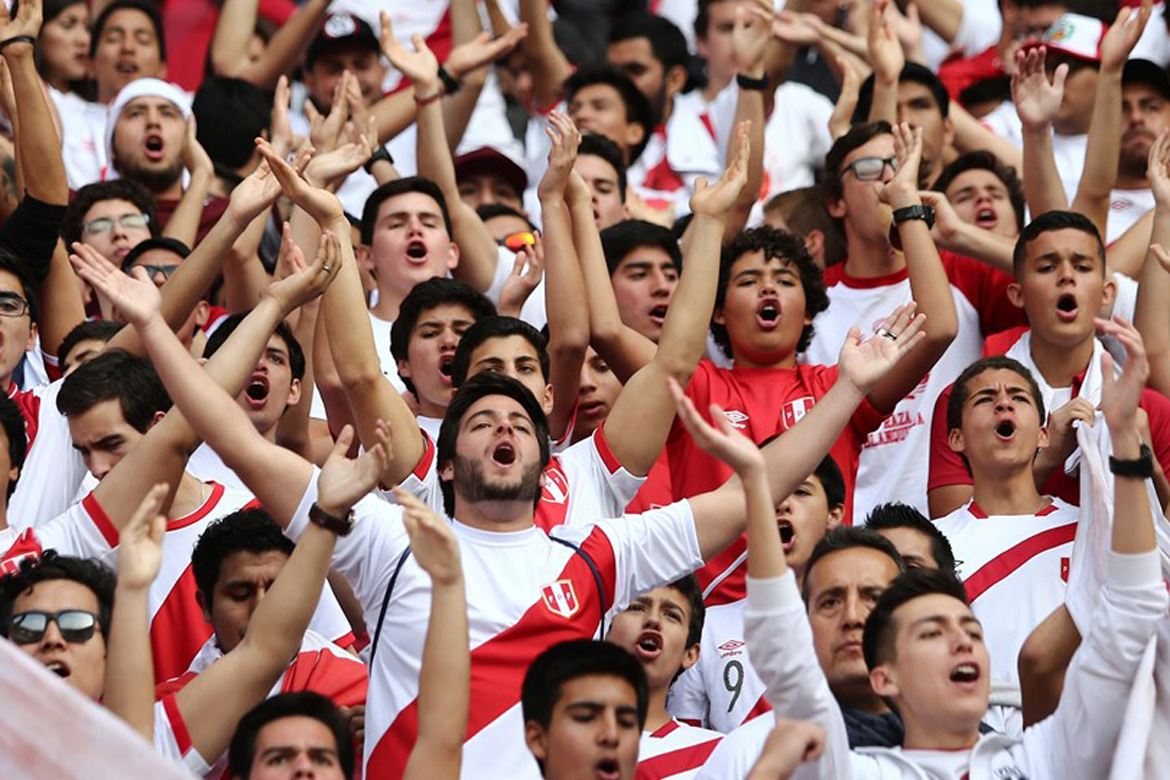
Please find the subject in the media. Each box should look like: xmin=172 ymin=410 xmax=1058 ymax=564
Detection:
xmin=833 ymin=264 xmax=908 ymax=289
xmin=968 ymin=499 xmax=1057 ymax=519
xmin=167 ymin=483 xmax=226 ymax=531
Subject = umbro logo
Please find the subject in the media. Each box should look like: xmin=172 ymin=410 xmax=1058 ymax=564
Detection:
xmin=718 ymin=639 xmax=745 ymax=657
xmin=723 ymin=410 xmax=749 ymax=430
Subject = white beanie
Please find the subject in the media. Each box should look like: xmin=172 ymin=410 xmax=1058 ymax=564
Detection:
xmin=105 ymin=78 xmax=192 ymax=178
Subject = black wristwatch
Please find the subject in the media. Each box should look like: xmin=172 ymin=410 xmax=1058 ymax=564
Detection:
xmin=1109 ymin=444 xmax=1154 ymax=479
xmin=892 ymin=203 xmax=936 ymax=229
xmin=308 ymin=503 xmax=356 ymax=536
xmin=437 ymin=64 xmax=463 ymax=95
xmin=364 ymin=146 xmax=394 ymax=174
xmin=735 ymin=72 xmax=768 ymax=91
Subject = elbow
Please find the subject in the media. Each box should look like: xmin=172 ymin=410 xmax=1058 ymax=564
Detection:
xmin=333 ymin=356 xmax=383 ymax=388
xmin=209 ymin=51 xmax=244 ymax=79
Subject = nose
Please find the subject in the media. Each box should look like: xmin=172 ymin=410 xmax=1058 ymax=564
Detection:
xmin=91 ymin=453 xmax=115 ymax=481
xmin=597 ymin=710 xmax=620 ymax=746
xmin=578 ymin=365 xmax=597 ymax=392
xmin=39 ymin=621 xmax=67 ymax=650
xmin=879 ymin=162 xmax=896 ymax=184
xmin=841 ymin=591 xmax=865 ymax=628
xmin=775 ymin=497 xmax=793 ymax=517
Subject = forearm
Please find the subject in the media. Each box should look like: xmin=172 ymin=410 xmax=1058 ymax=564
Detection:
xmin=5 ymin=46 xmax=66 ymax=204
xmin=656 ymin=213 xmax=723 ymax=378
xmin=275 ymin=300 xmax=319 ymax=460
xmin=542 ymin=197 xmax=589 ymax=438
xmin=1107 ymin=208 xmax=1155 ymax=278
xmin=914 ymin=0 xmax=963 ymax=43
xmin=1135 ymin=207 xmax=1170 ymax=395
xmin=743 ymin=464 xmax=786 ymax=580
xmin=1022 ymin=125 xmax=1068 ymax=214
xmin=161 ymin=169 xmax=213 ymax=248
xmin=1018 ymin=604 xmax=1080 ymax=727
xmin=38 ymin=242 xmax=87 ymax=358
xmin=867 ymin=79 xmax=898 ymax=125
xmin=104 ymin=585 xmax=154 ymax=741
xmin=938 ymin=223 xmax=1014 ymax=274
xmin=764 ymin=380 xmax=864 ymax=503
xmin=221 ymin=213 xmax=273 ymax=313
xmin=726 ymin=94 xmax=765 ymax=241
xmin=519 ymin=0 xmax=572 ymax=108
xmin=950 ymin=103 xmax=1022 ymax=171
xmin=1071 ymin=69 xmax=1123 ymax=237
xmin=1110 ymin=424 xmax=1156 ymax=555
xmin=371 ymin=89 xmax=420 ymax=146
xmin=237 ymin=0 xmax=329 ymax=90
xmin=209 ymin=0 xmax=260 ymax=79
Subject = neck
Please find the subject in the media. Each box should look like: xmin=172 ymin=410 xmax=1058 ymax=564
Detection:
xmin=1115 ymin=165 xmax=1149 ymax=191
xmin=418 ymin=396 xmax=448 ymax=420
xmin=970 ymin=466 xmax=1045 ymax=515
xmin=843 ymin=232 xmax=900 ymax=278
xmin=170 ymin=472 xmax=207 ymax=517
xmin=833 ymin=681 xmax=888 ymax=715
xmin=155 ymin=181 xmax=185 ymax=201
xmin=702 ymin=73 xmax=732 ymax=101
xmin=259 ymin=421 xmax=278 ymax=443
xmin=1029 ymin=331 xmax=1094 ymax=389
xmin=901 ymin=719 xmax=980 ymax=752
xmin=643 ymin=687 xmax=672 ymax=733
xmin=370 ymin=284 xmax=404 ymax=322
xmin=454 ymin=497 xmax=535 ymax=533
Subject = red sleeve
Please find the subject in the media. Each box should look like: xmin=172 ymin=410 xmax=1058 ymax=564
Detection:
xmin=927 ymin=383 xmax=973 ymax=491
xmin=1140 ymin=388 xmax=1170 ymax=479
xmin=941 ymin=251 xmax=1027 ymax=338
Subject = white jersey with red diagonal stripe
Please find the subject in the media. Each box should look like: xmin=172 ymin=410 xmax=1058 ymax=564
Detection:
xmin=154 ymin=695 xmax=214 ymax=776
xmin=636 ymin=719 xmax=722 ymax=779
xmin=935 ymin=497 xmax=1078 ymax=707
xmin=668 ymin=599 xmax=771 ymax=733
xmin=0 ymin=483 xmax=354 ymax=683
xmin=288 ymin=467 xmax=703 ymax=780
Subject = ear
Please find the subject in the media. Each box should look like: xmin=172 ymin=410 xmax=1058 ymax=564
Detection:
xmin=665 ymin=64 xmax=688 ymax=98
xmin=356 ymin=244 xmax=375 ymax=273
xmin=826 ymin=504 xmax=845 ymax=530
xmin=286 ymin=378 xmax=302 ymax=408
xmin=1006 ymin=281 xmax=1025 ymax=310
xmin=524 ymin=721 xmax=549 ymax=763
xmin=194 ymin=300 xmax=211 ymax=328
xmin=1036 ymin=423 xmax=1050 ymax=451
xmin=804 ymin=230 xmax=825 ymax=266
xmin=6 ymin=464 xmax=18 ymax=490
xmin=827 ymin=193 xmax=847 ymax=220
xmin=542 ymin=383 xmax=554 ymax=416
xmin=942 ymin=116 xmax=955 ymax=150
xmin=1102 ymin=271 xmax=1117 ymax=310
xmin=158 ymin=62 xmax=168 ymax=80
xmin=623 ymin=122 xmax=646 ymax=158
xmin=948 ymin=426 xmax=966 ymax=454
xmin=713 ymin=306 xmax=726 ymax=327
xmin=870 ymin=664 xmax=900 ymax=700
xmin=679 ymin=641 xmax=701 ymax=673
xmin=147 ymin=409 xmax=167 ymax=430
xmin=24 ymin=321 xmax=37 ymax=353
xmin=447 ymin=238 xmax=460 ymax=271
xmin=195 ymin=588 xmax=213 ymax=624
xmin=439 ymin=458 xmax=454 ymax=483
xmin=397 ymin=358 xmax=413 ymax=381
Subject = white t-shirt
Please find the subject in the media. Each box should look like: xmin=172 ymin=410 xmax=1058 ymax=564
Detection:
xmin=637 ymin=719 xmax=723 ymax=779
xmin=49 ymin=87 xmax=108 ymax=190
xmin=186 ymin=443 xmax=249 ymax=492
xmin=284 ymin=469 xmax=704 ymax=779
xmin=693 ymin=712 xmax=774 ymax=780
xmin=668 ymin=598 xmax=771 ymax=733
xmin=920 ymin=0 xmax=1003 ymax=69
xmin=153 ymin=696 xmax=214 ymax=776
xmin=1107 ymin=187 xmax=1156 ymax=245
xmin=8 ymin=378 xmax=90 ymax=530
xmin=981 ymin=103 xmax=1086 ymax=202
xmin=1131 ymin=3 xmax=1170 ymax=67
xmin=935 ymin=497 xmax=1078 ymax=712
xmin=760 ymin=82 xmax=834 ymax=199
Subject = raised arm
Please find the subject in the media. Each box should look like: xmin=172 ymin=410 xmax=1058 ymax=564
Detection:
xmin=918 ymin=189 xmax=1015 ymax=274
xmin=518 ymin=0 xmax=573 ymax=110
xmin=399 ymin=489 xmax=469 ymax=780
xmin=212 ymin=0 xmax=329 ymax=90
xmin=176 ymin=428 xmax=387 ymax=765
xmin=865 ymin=124 xmax=957 ymax=414
xmin=913 ymin=0 xmax=964 ymax=43
xmin=602 ymin=127 xmax=750 ymax=478
xmin=866 ymin=0 xmax=904 ymax=126
xmin=1135 ymin=131 xmax=1170 ymax=396
xmin=1013 ymin=46 xmax=1070 ymax=215
xmin=538 ymin=113 xmax=590 ymax=440
xmin=160 ymin=120 xmax=214 ymax=247
xmin=723 ymin=5 xmax=768 ymax=240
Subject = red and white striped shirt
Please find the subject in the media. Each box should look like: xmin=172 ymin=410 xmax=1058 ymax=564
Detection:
xmin=636 ymin=719 xmax=722 ymax=779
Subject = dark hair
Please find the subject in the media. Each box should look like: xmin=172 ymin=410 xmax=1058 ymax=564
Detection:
xmin=0 ymin=551 xmax=116 ymax=641
xmin=579 ymin=133 xmax=629 ymax=203
xmin=191 ymin=508 xmax=294 ymax=608
xmin=121 ymin=236 xmax=191 ymax=273
xmin=813 ymin=454 xmax=846 ymax=510
xmin=600 ymin=219 xmax=683 ymax=276
xmin=476 ymin=203 xmax=537 ymax=231
xmin=666 ymin=575 xmax=705 ymax=649
xmin=862 ymin=568 xmax=969 ymax=671
xmin=451 ymin=316 xmax=551 ymax=388
xmin=933 ymin=150 xmax=1026 ymax=234
xmin=694 ymin=0 xmax=737 ymax=39
xmin=1012 ymin=210 xmax=1106 ymax=279
xmin=391 ymin=277 xmax=497 ymax=395
xmin=522 ymin=639 xmax=649 ymax=733
xmin=0 ymin=393 xmax=26 ymax=495
xmin=58 ymin=320 xmax=123 ymax=370
xmin=802 ymin=526 xmax=907 ymax=604
xmin=853 ymin=62 xmax=950 ymax=125
xmin=822 ymin=121 xmax=893 ymax=203
xmin=0 ymin=250 xmax=39 ymax=324
xmin=192 ymin=77 xmax=271 ymax=173
xmin=203 ymin=311 xmax=306 ymax=382
xmin=57 ymin=349 xmax=171 ymax=432
xmin=609 ymin=12 xmax=691 ymax=100
xmin=564 ymin=66 xmax=655 ymax=164
xmin=712 ymin=226 xmax=828 ymax=358
xmin=360 ymin=177 xmax=453 ymax=245
xmin=947 ymin=355 xmax=1046 ymax=433
xmin=91 ymin=0 xmax=166 ymax=61
xmin=865 ymin=503 xmax=957 ymax=573
xmin=63 ymin=179 xmax=159 ymax=249
xmin=437 ymin=372 xmax=552 ymax=517
xmin=227 ymin=692 xmax=355 ymax=780
xmin=763 ymin=185 xmax=848 ymax=267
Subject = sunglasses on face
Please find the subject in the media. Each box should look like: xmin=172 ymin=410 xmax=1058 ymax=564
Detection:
xmin=132 ymin=264 xmax=180 ymax=280
xmin=82 ymin=213 xmax=150 ymax=235
xmin=7 ymin=610 xmax=99 ymax=644
xmin=498 ymin=230 xmax=537 ymax=252
xmin=841 ymin=156 xmax=898 ymax=182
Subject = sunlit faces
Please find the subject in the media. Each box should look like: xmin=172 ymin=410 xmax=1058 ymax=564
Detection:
xmin=0 ymin=268 xmax=34 ymax=386
xmin=948 ymin=368 xmax=1047 ymax=475
xmin=713 ymin=251 xmax=810 ymax=367
xmin=399 ymin=303 xmax=477 ymax=415
xmin=246 ymin=716 xmax=346 ymax=780
xmin=895 ymin=81 xmax=952 ymax=181
xmin=606 ymin=37 xmax=669 ymax=119
xmin=111 ymin=97 xmax=186 ymax=193
xmin=304 ymin=42 xmax=386 ymax=109
xmin=943 ymin=169 xmax=1018 ymax=239
xmin=606 ymin=586 xmax=698 ymax=691
xmin=237 ymin=334 xmax=301 ymax=436
xmin=567 ymin=85 xmax=645 ymax=161
xmin=39 ymin=2 xmax=90 ymax=87
xmin=610 ymin=247 xmax=678 ymax=343
xmin=776 ymin=475 xmax=843 ymax=578
xmin=1120 ymin=83 xmax=1170 ymax=176
xmin=828 ymin=133 xmax=896 ymax=247
xmin=869 ymin=594 xmax=990 ymax=738
xmin=1007 ymin=228 xmax=1114 ymax=348
xmin=805 ymin=547 xmax=902 ymax=702
xmin=67 ymin=398 xmax=149 ymax=480
xmin=80 ymin=198 xmax=152 ymax=262
xmin=574 ymin=154 xmax=627 ymax=230
xmin=10 ymin=579 xmax=106 ymax=701
xmin=91 ymin=8 xmax=165 ymax=103
xmin=574 ymin=347 xmax=622 ymax=443
xmin=364 ymin=192 xmax=458 ymax=301
xmin=443 ymin=394 xmax=545 ymax=510
xmin=874 ymin=527 xmax=939 ymax=571
xmin=525 ymin=674 xmax=641 ymax=780
xmin=696 ymin=0 xmax=746 ymax=90
xmin=457 ymin=172 xmax=524 ymax=212
xmin=1049 ymin=59 xmax=1097 ymax=136
xmin=199 ymin=549 xmax=288 ymax=655
xmin=463 ymin=335 xmax=553 ymax=414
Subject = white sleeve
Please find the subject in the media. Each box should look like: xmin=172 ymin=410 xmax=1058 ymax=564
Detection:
xmin=1020 ymin=550 xmax=1167 ymax=779
xmin=742 ymin=573 xmax=854 ymax=780
xmin=951 ymin=0 xmax=1002 ymax=56
xmin=1132 ymin=11 xmax=1170 ymax=67
xmin=483 ymin=244 xmax=548 ymax=329
xmin=1 ymin=495 xmax=119 ymax=574
xmin=9 ymin=380 xmax=90 ymax=530
xmin=591 ymin=500 xmax=703 ymax=610
xmin=557 ymin=431 xmax=646 ymax=528
xmin=377 ymin=432 xmax=448 ymax=518
xmin=668 ymin=664 xmax=711 ymax=726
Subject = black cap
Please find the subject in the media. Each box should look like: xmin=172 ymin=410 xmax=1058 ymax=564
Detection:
xmin=1123 ymin=58 xmax=1170 ymax=102
xmin=306 ymin=13 xmax=380 ymax=69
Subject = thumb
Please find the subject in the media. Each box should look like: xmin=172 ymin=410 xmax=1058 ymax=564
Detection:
xmin=329 ymin=425 xmax=355 ymax=461
xmin=1051 ymin=63 xmax=1069 ymax=92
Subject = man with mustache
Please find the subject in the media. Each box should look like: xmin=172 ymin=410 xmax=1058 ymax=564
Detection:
xmin=1108 ymin=59 xmax=1170 ymax=242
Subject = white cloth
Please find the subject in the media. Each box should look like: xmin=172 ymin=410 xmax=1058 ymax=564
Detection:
xmin=1107 ymin=188 xmax=1155 ymax=245
xmin=8 ymin=379 xmax=90 ymax=529
xmin=760 ymin=82 xmax=834 ymax=199
xmin=49 ymin=87 xmax=109 ymax=189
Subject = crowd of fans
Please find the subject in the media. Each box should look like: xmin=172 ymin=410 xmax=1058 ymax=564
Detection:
xmin=1 ymin=0 xmax=1169 ymax=777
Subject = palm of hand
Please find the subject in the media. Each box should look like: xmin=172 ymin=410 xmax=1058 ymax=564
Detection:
xmin=1015 ymin=75 xmax=1060 ymax=125
xmin=389 ymin=45 xmax=438 ymax=85
xmin=231 ymin=172 xmax=282 ymax=221
xmin=840 ymin=334 xmax=897 ymax=392
xmin=111 ymin=273 xmax=163 ymax=325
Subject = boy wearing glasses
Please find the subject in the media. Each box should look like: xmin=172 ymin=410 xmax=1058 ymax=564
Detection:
xmin=803 ymin=121 xmax=1024 ymax=523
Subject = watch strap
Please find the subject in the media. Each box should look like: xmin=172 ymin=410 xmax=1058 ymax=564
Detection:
xmin=308 ymin=503 xmax=355 ymax=536
xmin=735 ymin=72 xmax=768 ymax=91
xmin=892 ymin=203 xmax=935 ymax=228
xmin=1109 ymin=444 xmax=1154 ymax=479
xmin=437 ymin=64 xmax=462 ymax=95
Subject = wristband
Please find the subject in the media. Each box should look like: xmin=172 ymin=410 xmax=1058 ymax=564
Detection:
xmin=414 ymin=89 xmax=443 ymax=106
xmin=308 ymin=503 xmax=355 ymax=536
xmin=437 ymin=64 xmax=463 ymax=96
xmin=1109 ymin=444 xmax=1154 ymax=479
xmin=363 ymin=146 xmax=394 ymax=174
xmin=0 ymin=35 xmax=36 ymax=53
xmin=888 ymin=203 xmax=934 ymax=252
xmin=735 ymin=73 xmax=768 ymax=91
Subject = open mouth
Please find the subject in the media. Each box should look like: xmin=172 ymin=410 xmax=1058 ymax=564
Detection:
xmin=594 ymin=758 xmax=620 ymax=780
xmin=492 ymin=442 xmax=516 ymax=467
xmin=633 ymin=630 xmax=663 ymax=662
xmin=778 ymin=520 xmax=795 ymax=552
xmin=438 ymin=354 xmax=454 ymax=384
xmin=405 ymin=240 xmax=428 ymax=261
xmin=244 ymin=375 xmax=270 ymax=409
xmin=950 ymin=662 xmax=981 ymax=684
xmin=115 ymin=59 xmax=138 ymax=76
xmin=756 ymin=299 xmax=781 ymax=329
xmin=578 ymin=398 xmax=606 ymax=417
xmin=995 ymin=419 xmax=1015 ymax=440
xmin=44 ymin=660 xmax=70 ymax=679
xmin=975 ymin=208 xmax=997 ymax=229
xmin=1055 ymin=293 xmax=1078 ymax=321
xmin=648 ymin=304 xmax=668 ymax=326
xmin=144 ymin=134 xmax=165 ymax=162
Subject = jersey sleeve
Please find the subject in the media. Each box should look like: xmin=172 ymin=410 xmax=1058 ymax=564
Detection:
xmin=927 ymin=383 xmax=973 ymax=493
xmin=557 ymin=426 xmax=646 ymax=526
xmin=0 ymin=492 xmax=119 ymax=573
xmin=693 ymin=715 xmax=772 ymax=780
xmin=590 ymin=500 xmax=704 ymax=610
xmin=381 ymin=431 xmax=448 ymax=517
xmin=8 ymin=379 xmax=90 ymax=530
xmin=941 ymin=251 xmax=1026 ymax=337
xmin=152 ymin=695 xmax=213 ymax=776
xmin=667 ymin=664 xmax=710 ymax=726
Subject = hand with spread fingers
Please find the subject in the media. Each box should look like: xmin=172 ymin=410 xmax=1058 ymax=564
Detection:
xmin=316 ymin=421 xmax=393 ymax=519
xmin=690 ymin=121 xmax=750 ymax=218
xmin=256 ymin=138 xmax=345 ymax=225
xmin=878 ymin=122 xmax=923 ymax=209
xmin=70 ymin=242 xmax=163 ymax=328
xmin=380 ymin=12 xmax=442 ymax=96
xmin=1012 ymin=46 xmax=1066 ymax=132
xmin=115 ymin=483 xmax=170 ymax=592
xmin=1098 ymin=316 xmax=1150 ymax=435
xmin=263 ymin=229 xmax=342 ymax=315
xmin=837 ymin=302 xmax=927 ymax=395
xmin=538 ymin=112 xmax=582 ymax=201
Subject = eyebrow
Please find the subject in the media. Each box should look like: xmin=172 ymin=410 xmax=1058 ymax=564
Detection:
xmin=380 ymin=209 xmax=442 ymax=223
xmin=1032 ymin=251 xmax=1096 ymax=263
xmin=970 ymin=384 xmax=1031 ymax=400
xmin=465 ymin=409 xmax=533 ymax=426
xmin=417 ymin=316 xmax=472 ymax=329
xmin=909 ymin=614 xmax=981 ymax=630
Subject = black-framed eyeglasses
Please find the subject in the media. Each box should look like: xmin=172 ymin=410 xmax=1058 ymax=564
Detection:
xmin=841 ymin=156 xmax=898 ymax=182
xmin=82 ymin=213 xmax=150 ymax=235
xmin=133 ymin=264 xmax=180 ymax=280
xmin=0 ymin=293 xmax=29 ymax=318
xmin=7 ymin=610 xmax=99 ymax=644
